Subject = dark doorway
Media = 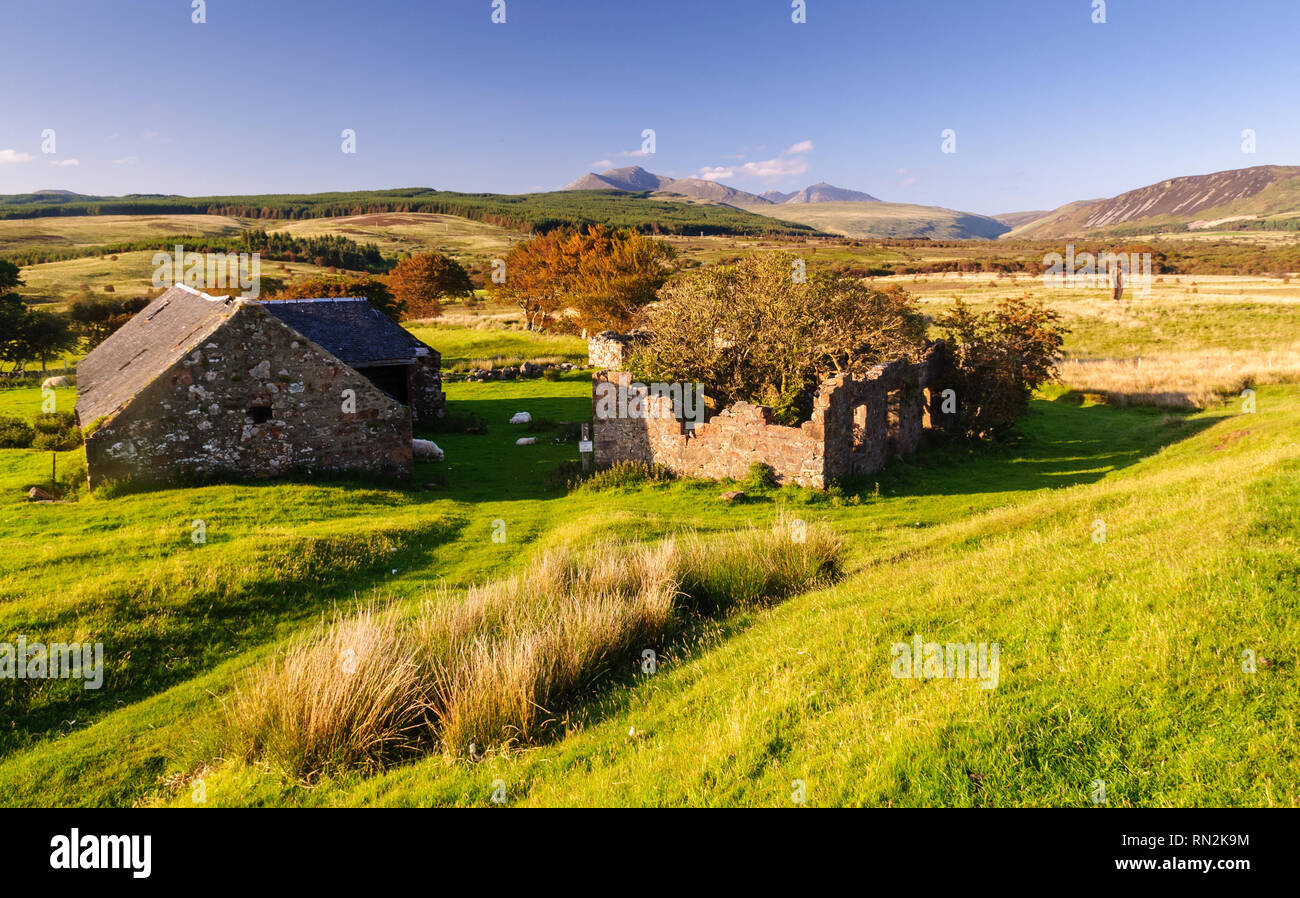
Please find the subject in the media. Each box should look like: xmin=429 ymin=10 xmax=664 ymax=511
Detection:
xmin=355 ymin=364 xmax=411 ymax=405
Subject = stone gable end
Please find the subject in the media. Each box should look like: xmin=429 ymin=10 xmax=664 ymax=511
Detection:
xmin=84 ymin=303 xmax=413 ymax=487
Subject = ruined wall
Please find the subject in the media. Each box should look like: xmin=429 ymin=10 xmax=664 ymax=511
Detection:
xmin=408 ymin=349 xmax=446 ymax=424
xmin=84 ymin=303 xmax=412 ymax=487
xmin=591 ymin=341 xmax=953 ymax=489
xmin=587 ymin=331 xmax=644 ymax=371
xmin=592 ymin=372 xmax=829 ymax=486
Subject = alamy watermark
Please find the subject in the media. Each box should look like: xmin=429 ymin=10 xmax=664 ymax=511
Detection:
xmin=891 ymin=634 xmax=999 ymax=689
xmin=594 ymin=380 xmax=706 ymax=425
xmin=152 ymin=244 xmax=260 ymax=298
xmin=1 ymin=637 xmax=104 ymax=689
xmin=1042 ymin=244 xmax=1152 ymax=298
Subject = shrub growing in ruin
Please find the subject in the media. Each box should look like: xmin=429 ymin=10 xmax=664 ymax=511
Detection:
xmin=935 ymin=297 xmax=1067 ymax=438
xmin=630 ymin=253 xmax=927 ymax=425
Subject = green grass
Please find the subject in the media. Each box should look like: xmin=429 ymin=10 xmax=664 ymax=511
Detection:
xmin=751 ymin=200 xmax=1010 ymax=240
xmin=0 ymin=357 xmax=1295 ymax=806
xmin=0 ymin=315 xmax=1296 ymax=807
xmin=405 ymin=322 xmax=588 ymax=371
xmin=0 ymin=214 xmax=248 ymax=257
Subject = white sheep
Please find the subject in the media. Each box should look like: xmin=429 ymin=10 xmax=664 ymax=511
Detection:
xmin=412 ymin=438 xmax=444 ymax=461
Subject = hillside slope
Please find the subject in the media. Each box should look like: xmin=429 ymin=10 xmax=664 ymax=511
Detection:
xmin=1 ymin=373 xmax=1294 ymax=807
xmin=1009 ymin=165 xmax=1300 ymax=238
xmin=752 ymin=200 xmax=1010 ymax=239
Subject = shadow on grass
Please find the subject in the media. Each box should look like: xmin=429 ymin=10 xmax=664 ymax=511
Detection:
xmin=0 ymin=515 xmax=468 ymax=759
xmin=841 ymin=396 xmax=1227 ymax=499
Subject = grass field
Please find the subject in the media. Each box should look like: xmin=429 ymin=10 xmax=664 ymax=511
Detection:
xmin=15 ymin=251 xmax=359 ymax=309
xmin=750 ymin=200 xmax=1010 ymax=240
xmin=2 ymin=214 xmax=1299 ymax=807
xmin=269 ymin=212 xmax=523 ymax=268
xmin=0 ymin=214 xmax=249 ymax=257
xmin=891 ymin=271 xmax=1300 ymax=406
xmin=0 ymin=313 xmax=1296 ymax=805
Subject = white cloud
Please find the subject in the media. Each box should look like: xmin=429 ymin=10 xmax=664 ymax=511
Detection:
xmin=694 ymin=166 xmax=735 ymax=182
xmin=0 ymin=149 xmax=36 ymax=165
xmin=739 ymin=156 xmax=809 ymax=179
xmin=590 ymin=159 xmax=613 ymax=170
xmin=50 ymin=158 xmax=79 ymax=167
xmin=693 ymin=138 xmax=813 ymax=184
xmin=617 ymin=148 xmax=650 ymax=158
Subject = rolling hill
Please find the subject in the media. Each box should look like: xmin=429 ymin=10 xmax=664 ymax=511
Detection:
xmin=1005 ymin=165 xmax=1300 ymax=238
xmin=750 ymin=200 xmax=1010 ymax=240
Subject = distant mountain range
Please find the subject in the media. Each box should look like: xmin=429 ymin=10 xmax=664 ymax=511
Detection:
xmin=562 ymin=163 xmax=1300 ymax=241
xmin=13 ymin=164 xmax=1300 ymax=243
xmin=560 ymin=165 xmax=1003 ymax=238
xmin=562 ymin=166 xmax=879 ymax=207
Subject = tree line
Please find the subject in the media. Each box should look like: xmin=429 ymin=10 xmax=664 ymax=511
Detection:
xmin=0 ymin=188 xmax=821 ymax=238
xmin=5 ymin=229 xmax=390 ymax=272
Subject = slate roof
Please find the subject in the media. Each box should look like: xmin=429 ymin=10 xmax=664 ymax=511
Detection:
xmin=76 ymin=285 xmax=239 ymax=424
xmin=260 ymin=298 xmax=433 ymax=367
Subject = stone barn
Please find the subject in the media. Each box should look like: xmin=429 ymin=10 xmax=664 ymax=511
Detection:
xmin=261 ymin=297 xmax=445 ymax=424
xmin=75 ymin=285 xmax=438 ymax=488
xmin=589 ymin=332 xmax=955 ymax=489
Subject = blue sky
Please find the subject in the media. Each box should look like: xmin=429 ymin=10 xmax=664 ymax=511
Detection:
xmin=2 ymin=0 xmax=1297 ymax=215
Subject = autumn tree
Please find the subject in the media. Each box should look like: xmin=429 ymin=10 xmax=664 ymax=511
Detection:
xmin=631 ymin=252 xmax=927 ymax=424
xmin=386 ymin=252 xmax=474 ymax=319
xmin=934 ymin=296 xmax=1066 ymax=438
xmin=489 ymin=226 xmax=674 ymax=333
xmin=270 ymin=275 xmax=402 ymax=320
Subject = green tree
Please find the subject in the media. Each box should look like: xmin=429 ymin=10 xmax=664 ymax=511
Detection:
xmin=19 ymin=309 xmax=77 ymax=370
xmin=934 ymin=297 xmax=1067 ymax=438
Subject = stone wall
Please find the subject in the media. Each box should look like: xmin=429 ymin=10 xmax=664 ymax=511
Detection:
xmin=84 ymin=302 xmax=412 ymax=487
xmin=408 ymin=349 xmax=446 ymax=424
xmin=587 ymin=331 xmax=644 ymax=371
xmin=591 ymin=339 xmax=953 ymax=489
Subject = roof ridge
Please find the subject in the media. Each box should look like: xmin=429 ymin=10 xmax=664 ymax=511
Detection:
xmin=260 ymin=297 xmax=368 ymax=304
xmin=173 ymin=282 xmax=233 ymax=302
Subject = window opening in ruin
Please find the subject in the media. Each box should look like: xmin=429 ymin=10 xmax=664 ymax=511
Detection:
xmin=886 ymin=389 xmax=902 ymax=456
xmin=851 ymin=403 xmax=869 ymax=453
xmin=247 ymin=406 xmax=272 ymax=424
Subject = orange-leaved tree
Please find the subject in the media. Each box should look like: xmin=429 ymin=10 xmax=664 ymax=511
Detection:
xmin=489 ymin=226 xmax=674 ymax=333
xmin=385 ymin=253 xmax=474 ymax=319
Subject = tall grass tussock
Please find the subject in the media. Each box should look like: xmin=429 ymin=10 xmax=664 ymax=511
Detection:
xmin=223 ymin=519 xmax=841 ymax=781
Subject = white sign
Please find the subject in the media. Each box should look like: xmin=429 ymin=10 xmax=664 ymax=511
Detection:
xmin=578 ymin=440 xmax=593 ymax=453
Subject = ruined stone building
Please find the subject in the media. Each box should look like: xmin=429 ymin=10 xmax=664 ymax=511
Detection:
xmin=588 ymin=331 xmax=954 ymax=489
xmin=75 ymin=285 xmax=444 ymax=488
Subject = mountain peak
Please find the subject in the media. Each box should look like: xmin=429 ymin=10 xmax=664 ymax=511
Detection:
xmin=783 ymin=182 xmax=880 ymax=204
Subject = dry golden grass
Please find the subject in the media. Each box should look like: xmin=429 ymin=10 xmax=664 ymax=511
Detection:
xmin=223 ymin=605 xmax=429 ymax=780
xmin=223 ymin=519 xmax=841 ymax=780
xmin=1057 ymin=345 xmax=1300 ymax=408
